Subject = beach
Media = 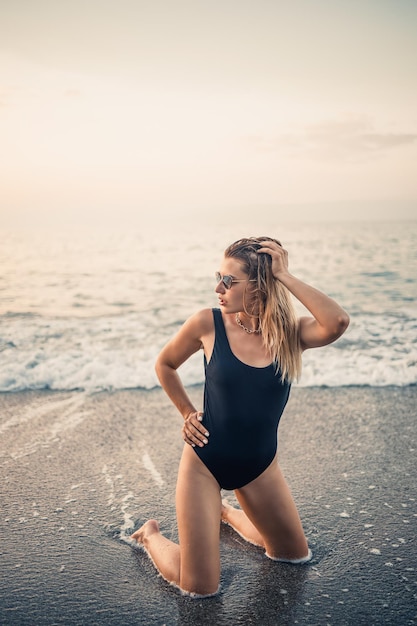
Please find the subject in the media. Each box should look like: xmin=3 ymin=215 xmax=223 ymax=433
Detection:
xmin=1 ymin=0 xmax=417 ymax=621
xmin=1 ymin=385 xmax=416 ymax=625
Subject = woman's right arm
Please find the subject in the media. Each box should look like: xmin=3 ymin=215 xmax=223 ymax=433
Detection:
xmin=155 ymin=308 xmax=212 ymax=447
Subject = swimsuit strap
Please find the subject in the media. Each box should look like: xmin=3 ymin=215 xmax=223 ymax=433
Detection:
xmin=212 ymin=308 xmax=231 ymax=353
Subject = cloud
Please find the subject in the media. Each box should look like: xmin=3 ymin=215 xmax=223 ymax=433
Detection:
xmin=64 ymin=88 xmax=81 ymax=98
xmin=357 ymin=132 xmax=417 ymax=150
xmin=249 ymin=116 xmax=417 ymax=162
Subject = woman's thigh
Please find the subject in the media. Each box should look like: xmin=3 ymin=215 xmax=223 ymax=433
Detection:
xmin=176 ymin=445 xmax=222 ymax=595
xmin=235 ymin=457 xmax=309 ymax=560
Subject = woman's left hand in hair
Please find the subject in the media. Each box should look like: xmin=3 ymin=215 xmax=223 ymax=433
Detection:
xmin=257 ymin=240 xmax=289 ymax=281
xmin=258 ymin=240 xmax=350 ymax=349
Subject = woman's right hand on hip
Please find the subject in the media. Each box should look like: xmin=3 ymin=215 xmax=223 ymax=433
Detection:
xmin=182 ymin=411 xmax=209 ymax=448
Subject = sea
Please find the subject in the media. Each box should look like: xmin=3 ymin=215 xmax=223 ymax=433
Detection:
xmin=1 ymin=218 xmax=416 ymax=393
xmin=1 ymin=217 xmax=417 ymax=626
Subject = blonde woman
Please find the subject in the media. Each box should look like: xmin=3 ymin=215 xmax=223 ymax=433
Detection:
xmin=131 ymin=237 xmax=349 ymax=597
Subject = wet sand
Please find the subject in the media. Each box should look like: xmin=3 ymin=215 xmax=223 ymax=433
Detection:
xmin=0 ymin=386 xmax=416 ymax=625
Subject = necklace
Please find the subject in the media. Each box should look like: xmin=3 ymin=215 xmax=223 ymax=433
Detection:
xmin=235 ymin=313 xmax=261 ymax=334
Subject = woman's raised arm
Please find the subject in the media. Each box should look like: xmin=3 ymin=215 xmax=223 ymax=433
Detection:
xmin=257 ymin=241 xmax=350 ymax=350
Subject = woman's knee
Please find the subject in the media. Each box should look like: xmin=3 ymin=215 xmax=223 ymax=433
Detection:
xmin=180 ymin=567 xmax=220 ymax=597
xmin=236 ymin=466 xmax=309 ymax=557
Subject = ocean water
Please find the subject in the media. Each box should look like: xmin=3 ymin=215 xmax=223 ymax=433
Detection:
xmin=1 ymin=219 xmax=416 ymax=392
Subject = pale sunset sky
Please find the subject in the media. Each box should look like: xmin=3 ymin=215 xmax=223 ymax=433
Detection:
xmin=0 ymin=0 xmax=416 ymax=227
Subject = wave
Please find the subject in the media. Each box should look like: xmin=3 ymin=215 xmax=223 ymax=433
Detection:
xmin=0 ymin=309 xmax=416 ymax=392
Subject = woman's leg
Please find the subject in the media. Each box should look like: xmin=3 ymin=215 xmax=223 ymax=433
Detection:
xmin=131 ymin=519 xmax=180 ymax=583
xmin=131 ymin=445 xmax=222 ymax=596
xmin=221 ymin=499 xmax=265 ymax=547
xmin=226 ymin=457 xmax=310 ymax=562
xmin=176 ymin=445 xmax=222 ymax=594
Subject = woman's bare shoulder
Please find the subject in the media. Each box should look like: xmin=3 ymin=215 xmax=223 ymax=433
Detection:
xmin=187 ymin=308 xmax=215 ymax=334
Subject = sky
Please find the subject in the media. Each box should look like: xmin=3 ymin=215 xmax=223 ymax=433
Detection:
xmin=0 ymin=0 xmax=416 ymax=227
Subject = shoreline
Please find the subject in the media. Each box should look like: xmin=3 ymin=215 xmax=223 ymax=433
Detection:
xmin=1 ymin=386 xmax=416 ymax=625
xmin=0 ymin=380 xmax=415 ymax=396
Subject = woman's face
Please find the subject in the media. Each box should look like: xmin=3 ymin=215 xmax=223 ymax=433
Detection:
xmin=215 ymin=256 xmax=255 ymax=314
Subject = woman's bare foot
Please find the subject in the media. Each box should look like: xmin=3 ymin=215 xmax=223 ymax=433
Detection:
xmin=221 ymin=499 xmax=234 ymax=523
xmin=220 ymin=499 xmax=264 ymax=547
xmin=131 ymin=519 xmax=160 ymax=545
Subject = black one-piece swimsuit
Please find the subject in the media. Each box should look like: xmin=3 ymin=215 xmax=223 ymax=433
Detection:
xmin=194 ymin=308 xmax=291 ymax=490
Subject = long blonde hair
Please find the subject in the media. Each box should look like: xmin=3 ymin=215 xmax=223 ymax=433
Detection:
xmin=225 ymin=236 xmax=302 ymax=382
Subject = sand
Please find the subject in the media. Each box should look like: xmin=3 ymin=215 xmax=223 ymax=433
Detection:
xmin=0 ymin=385 xmax=416 ymax=625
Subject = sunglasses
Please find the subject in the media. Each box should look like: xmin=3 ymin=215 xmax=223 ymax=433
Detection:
xmin=215 ymin=272 xmax=256 ymax=289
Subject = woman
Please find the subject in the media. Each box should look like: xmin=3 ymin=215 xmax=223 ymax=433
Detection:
xmin=131 ymin=236 xmax=349 ymax=597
